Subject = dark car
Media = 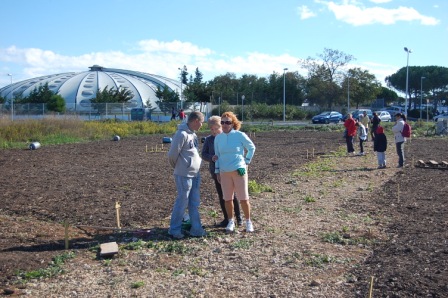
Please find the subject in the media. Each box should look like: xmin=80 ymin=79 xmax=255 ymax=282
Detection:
xmin=312 ymin=111 xmax=343 ymax=124
xmin=351 ymin=109 xmax=373 ymax=121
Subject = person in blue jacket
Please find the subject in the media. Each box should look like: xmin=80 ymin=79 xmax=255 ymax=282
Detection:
xmin=214 ymin=111 xmax=256 ymax=233
xmin=202 ymin=116 xmax=243 ymax=227
xmin=167 ymin=111 xmax=206 ymax=239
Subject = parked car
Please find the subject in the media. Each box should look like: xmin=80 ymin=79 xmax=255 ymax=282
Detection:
xmin=381 ymin=106 xmax=404 ymax=117
xmin=311 ymin=111 xmax=343 ymax=124
xmin=434 ymin=112 xmax=448 ymax=122
xmin=351 ymin=109 xmax=373 ymax=121
xmin=375 ymin=111 xmax=391 ymax=122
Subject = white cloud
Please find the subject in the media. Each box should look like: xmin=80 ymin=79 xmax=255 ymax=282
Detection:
xmin=317 ymin=0 xmax=440 ymax=26
xmin=297 ymin=5 xmax=317 ymax=20
xmin=369 ymin=0 xmax=391 ymax=3
xmin=137 ymin=39 xmax=213 ymax=56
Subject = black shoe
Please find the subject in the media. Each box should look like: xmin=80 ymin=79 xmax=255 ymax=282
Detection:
xmin=236 ymin=218 xmax=243 ymax=226
xmin=217 ymin=219 xmax=228 ymax=227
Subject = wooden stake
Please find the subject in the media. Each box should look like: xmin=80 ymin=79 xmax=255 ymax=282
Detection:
xmin=312 ymin=148 xmax=315 ymax=158
xmin=306 ymin=150 xmax=309 ymax=159
xmin=146 ymin=144 xmax=148 ymax=152
xmin=64 ymin=220 xmax=69 ymax=250
xmin=397 ymin=184 xmax=400 ymax=202
xmin=369 ymin=276 xmax=374 ymax=298
xmin=155 ymin=144 xmax=158 ymax=152
xmin=115 ymin=201 xmax=121 ymax=230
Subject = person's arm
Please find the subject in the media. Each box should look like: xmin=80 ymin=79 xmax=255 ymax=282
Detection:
xmin=167 ymin=131 xmax=185 ymax=168
xmin=241 ymin=133 xmax=256 ymax=164
xmin=214 ymin=136 xmax=221 ymax=174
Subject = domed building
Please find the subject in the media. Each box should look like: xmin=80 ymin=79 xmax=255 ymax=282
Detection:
xmin=0 ymin=65 xmax=182 ymax=112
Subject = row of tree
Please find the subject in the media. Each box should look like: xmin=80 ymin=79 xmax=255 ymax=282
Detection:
xmin=157 ymin=48 xmax=448 ymax=112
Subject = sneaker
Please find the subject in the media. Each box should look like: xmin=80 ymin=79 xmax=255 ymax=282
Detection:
xmin=225 ymin=219 xmax=235 ymax=233
xmin=397 ymin=165 xmax=403 ymax=168
xmin=168 ymin=232 xmax=185 ymax=239
xmin=246 ymin=220 xmax=254 ymax=233
xmin=237 ymin=217 xmax=243 ymax=226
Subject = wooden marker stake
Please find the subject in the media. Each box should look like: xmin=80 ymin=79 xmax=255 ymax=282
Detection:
xmin=115 ymin=201 xmax=121 ymax=230
xmin=64 ymin=220 xmax=69 ymax=250
xmin=306 ymin=150 xmax=309 ymax=159
xmin=312 ymin=148 xmax=315 ymax=158
xmin=146 ymin=145 xmax=148 ymax=152
xmin=368 ymin=276 xmax=374 ymax=298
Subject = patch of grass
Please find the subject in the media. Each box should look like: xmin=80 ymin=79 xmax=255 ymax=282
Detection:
xmin=148 ymin=241 xmax=191 ymax=255
xmin=231 ymin=239 xmax=254 ymax=250
xmin=190 ymin=266 xmax=207 ymax=277
xmin=293 ymin=158 xmax=335 ymax=178
xmin=123 ymin=239 xmax=146 ymax=250
xmin=172 ymin=269 xmax=185 ymax=277
xmin=248 ymin=180 xmax=273 ymax=193
xmin=131 ymin=281 xmax=145 ymax=288
xmin=304 ymin=253 xmax=335 ymax=268
xmin=321 ymin=232 xmax=346 ymax=245
xmin=303 ymin=195 xmax=316 ymax=203
xmin=18 ymin=251 xmax=75 ymax=281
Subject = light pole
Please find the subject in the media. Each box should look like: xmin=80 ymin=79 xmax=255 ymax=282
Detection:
xmin=177 ymin=67 xmax=183 ymax=110
xmin=347 ymin=74 xmax=350 ymax=113
xmin=283 ymin=68 xmax=288 ymax=122
xmin=404 ymin=47 xmax=412 ymax=116
xmin=420 ymin=76 xmax=426 ymax=120
xmin=241 ymin=95 xmax=245 ymax=122
xmin=7 ymin=74 xmax=13 ymax=121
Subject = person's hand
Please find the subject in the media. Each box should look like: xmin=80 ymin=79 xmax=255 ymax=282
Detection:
xmin=237 ymin=168 xmax=246 ymax=176
xmin=216 ymin=173 xmax=221 ymax=183
xmin=212 ymin=155 xmax=218 ymax=162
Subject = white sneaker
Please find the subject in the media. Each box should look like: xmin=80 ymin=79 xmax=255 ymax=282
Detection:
xmin=246 ymin=220 xmax=254 ymax=233
xmin=226 ymin=219 xmax=235 ymax=233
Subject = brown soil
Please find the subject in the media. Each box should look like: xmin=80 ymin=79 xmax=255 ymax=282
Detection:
xmin=0 ymin=130 xmax=447 ymax=297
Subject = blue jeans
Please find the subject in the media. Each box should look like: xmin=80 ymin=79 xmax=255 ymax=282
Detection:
xmin=169 ymin=174 xmax=204 ymax=236
xmin=396 ymin=142 xmax=404 ymax=166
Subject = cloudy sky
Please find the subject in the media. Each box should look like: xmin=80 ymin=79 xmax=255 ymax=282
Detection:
xmin=1 ymin=0 xmax=447 ymax=87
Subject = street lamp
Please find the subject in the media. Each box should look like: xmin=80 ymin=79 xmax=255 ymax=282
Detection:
xmin=347 ymin=74 xmax=350 ymax=113
xmin=420 ymin=76 xmax=426 ymax=120
xmin=404 ymin=47 xmax=412 ymax=116
xmin=178 ymin=67 xmax=183 ymax=109
xmin=241 ymin=95 xmax=245 ymax=122
xmin=283 ymin=68 xmax=288 ymax=122
xmin=7 ymin=74 xmax=13 ymax=121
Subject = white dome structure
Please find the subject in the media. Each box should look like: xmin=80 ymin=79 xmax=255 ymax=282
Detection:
xmin=0 ymin=65 xmax=181 ymax=112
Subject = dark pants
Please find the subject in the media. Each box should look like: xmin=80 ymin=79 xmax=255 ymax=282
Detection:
xmin=213 ymin=175 xmax=242 ymax=222
xmin=346 ymin=136 xmax=355 ymax=153
xmin=396 ymin=142 xmax=405 ymax=166
xmin=359 ymin=138 xmax=365 ymax=153
xmin=371 ymin=127 xmax=377 ymax=141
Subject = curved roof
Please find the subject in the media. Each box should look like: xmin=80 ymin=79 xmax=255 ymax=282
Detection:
xmin=0 ymin=65 xmax=181 ymax=111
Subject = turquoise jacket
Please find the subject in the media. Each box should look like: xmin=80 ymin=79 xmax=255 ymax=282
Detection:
xmin=214 ymin=129 xmax=255 ymax=174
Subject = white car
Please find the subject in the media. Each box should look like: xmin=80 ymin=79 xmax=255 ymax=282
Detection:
xmin=376 ymin=111 xmax=391 ymax=122
xmin=434 ymin=112 xmax=448 ymax=122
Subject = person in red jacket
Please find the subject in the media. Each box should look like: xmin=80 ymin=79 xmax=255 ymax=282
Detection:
xmin=344 ymin=113 xmax=357 ymax=155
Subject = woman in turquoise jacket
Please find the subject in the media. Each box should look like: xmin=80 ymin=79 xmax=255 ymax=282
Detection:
xmin=214 ymin=111 xmax=256 ymax=233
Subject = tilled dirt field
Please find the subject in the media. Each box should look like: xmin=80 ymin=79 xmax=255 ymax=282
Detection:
xmin=0 ymin=130 xmax=447 ymax=297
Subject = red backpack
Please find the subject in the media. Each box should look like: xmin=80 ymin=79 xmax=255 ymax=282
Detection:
xmin=401 ymin=122 xmax=411 ymax=138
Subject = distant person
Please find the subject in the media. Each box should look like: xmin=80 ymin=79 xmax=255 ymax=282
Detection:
xmin=373 ymin=126 xmax=387 ymax=169
xmin=214 ymin=111 xmax=256 ymax=233
xmin=360 ymin=111 xmax=370 ymax=141
xmin=167 ymin=111 xmax=206 ymax=239
xmin=178 ymin=109 xmax=186 ymax=122
xmin=344 ymin=113 xmax=357 ymax=155
xmin=355 ymin=121 xmax=367 ymax=155
xmin=370 ymin=112 xmax=381 ymax=141
xmin=202 ymin=116 xmax=243 ymax=227
xmin=391 ymin=113 xmax=405 ymax=168
xmin=171 ymin=107 xmax=177 ymax=120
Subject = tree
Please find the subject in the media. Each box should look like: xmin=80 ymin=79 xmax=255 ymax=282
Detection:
xmin=154 ymin=84 xmax=180 ymax=114
xmin=183 ymin=68 xmax=211 ymax=103
xmin=385 ymin=66 xmax=448 ymax=111
xmin=299 ymin=48 xmax=355 ymax=109
xmin=47 ymin=94 xmax=66 ymax=113
xmin=343 ymin=68 xmax=382 ymax=109
xmin=376 ymin=87 xmax=399 ymax=106
xmin=91 ymin=86 xmax=134 ymax=114
xmin=19 ymin=82 xmax=66 ymax=112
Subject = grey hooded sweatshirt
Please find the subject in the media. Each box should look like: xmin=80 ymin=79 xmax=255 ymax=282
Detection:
xmin=167 ymin=123 xmax=202 ymax=177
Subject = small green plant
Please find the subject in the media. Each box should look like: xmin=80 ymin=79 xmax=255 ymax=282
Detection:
xmin=102 ymin=259 xmax=112 ymax=266
xmin=304 ymin=253 xmax=335 ymax=267
xmin=131 ymin=281 xmax=145 ymax=289
xmin=190 ymin=266 xmax=207 ymax=277
xmin=248 ymin=180 xmax=273 ymax=193
xmin=18 ymin=251 xmax=75 ymax=280
xmin=280 ymin=206 xmax=302 ymax=214
xmin=303 ymin=195 xmax=316 ymax=203
xmin=172 ymin=269 xmax=185 ymax=277
xmin=322 ymin=232 xmax=346 ymax=245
